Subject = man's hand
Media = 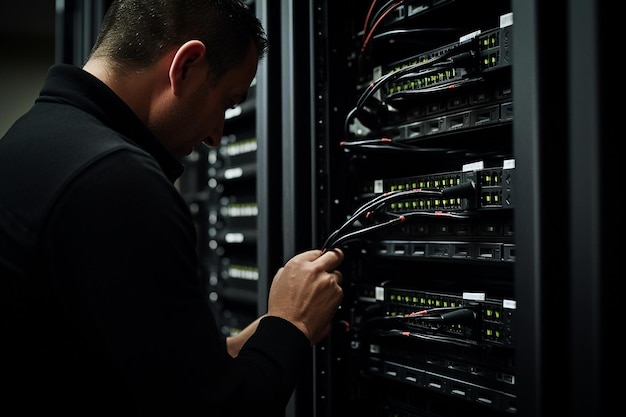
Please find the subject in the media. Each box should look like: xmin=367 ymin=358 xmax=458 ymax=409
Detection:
xmin=266 ymin=249 xmax=344 ymax=345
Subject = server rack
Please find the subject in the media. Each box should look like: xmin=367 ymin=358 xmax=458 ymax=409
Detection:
xmin=61 ymin=1 xmax=617 ymax=416
xmin=301 ymin=1 xmax=617 ymax=417
xmin=307 ymin=1 xmax=516 ymax=416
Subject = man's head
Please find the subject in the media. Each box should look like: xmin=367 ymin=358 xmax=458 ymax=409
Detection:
xmin=88 ymin=0 xmax=267 ymax=82
xmin=83 ymin=0 xmax=268 ymax=157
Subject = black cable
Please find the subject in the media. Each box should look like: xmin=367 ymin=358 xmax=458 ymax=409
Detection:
xmin=365 ymin=0 xmax=397 ymax=36
xmin=321 ymin=182 xmax=476 ymax=251
xmin=375 ymin=329 xmax=476 ymax=348
xmin=339 ymin=138 xmax=453 ymax=153
xmin=363 ymin=307 xmax=476 ymax=329
xmin=356 ymin=46 xmax=478 ymax=112
xmin=383 ymin=76 xmax=484 ymax=107
xmin=441 ymin=180 xmax=476 ymax=198
xmin=327 ymin=215 xmax=406 ymax=249
xmin=360 ymin=0 xmax=404 ymax=58
xmin=361 ymin=307 xmax=479 ymax=347
xmin=322 ymin=188 xmax=438 ymax=250
xmin=370 ymin=28 xmax=463 ymax=44
xmin=345 ymin=42 xmax=479 ymax=140
xmin=393 ymin=209 xmax=476 ymax=221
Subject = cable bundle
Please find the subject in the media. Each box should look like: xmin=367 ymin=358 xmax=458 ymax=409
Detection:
xmin=321 ymin=181 xmax=476 ymax=251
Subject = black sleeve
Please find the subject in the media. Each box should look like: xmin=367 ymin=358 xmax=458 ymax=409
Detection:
xmin=43 ymin=149 xmax=310 ymax=416
xmin=216 ymin=316 xmax=312 ymax=416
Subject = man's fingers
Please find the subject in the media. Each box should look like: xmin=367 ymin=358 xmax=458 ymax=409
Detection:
xmin=315 ymin=248 xmax=344 ymax=271
xmin=330 ymin=270 xmax=343 ymax=285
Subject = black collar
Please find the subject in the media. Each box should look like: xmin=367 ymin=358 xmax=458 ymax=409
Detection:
xmin=39 ymin=64 xmax=184 ymax=182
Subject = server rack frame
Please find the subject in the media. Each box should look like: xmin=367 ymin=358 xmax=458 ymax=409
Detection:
xmin=513 ymin=1 xmax=618 ymax=416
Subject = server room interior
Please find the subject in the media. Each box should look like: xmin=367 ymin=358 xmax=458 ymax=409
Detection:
xmin=1 ymin=1 xmax=617 ymax=417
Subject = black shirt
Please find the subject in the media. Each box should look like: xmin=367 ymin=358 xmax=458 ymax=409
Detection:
xmin=0 ymin=64 xmax=309 ymax=417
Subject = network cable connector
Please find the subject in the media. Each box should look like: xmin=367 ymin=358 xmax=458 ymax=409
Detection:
xmin=462 ymin=159 xmax=515 ymax=210
xmin=478 ymin=12 xmax=513 ymax=72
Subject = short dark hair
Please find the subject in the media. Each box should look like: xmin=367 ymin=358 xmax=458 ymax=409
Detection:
xmin=88 ymin=0 xmax=268 ymax=81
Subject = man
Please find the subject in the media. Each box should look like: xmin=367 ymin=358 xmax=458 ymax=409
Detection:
xmin=0 ymin=1 xmax=344 ymax=416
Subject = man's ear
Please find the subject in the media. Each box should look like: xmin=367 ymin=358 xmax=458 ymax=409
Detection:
xmin=169 ymin=40 xmax=207 ymax=96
